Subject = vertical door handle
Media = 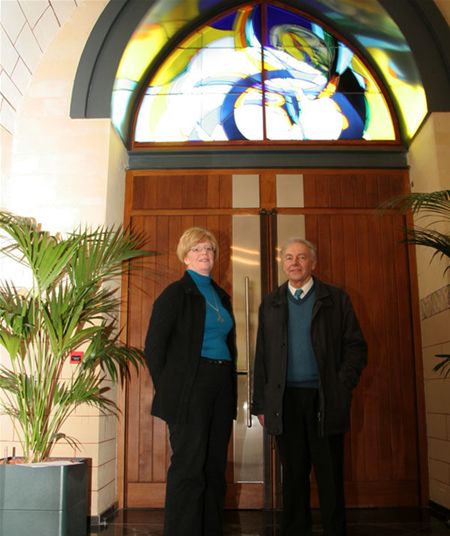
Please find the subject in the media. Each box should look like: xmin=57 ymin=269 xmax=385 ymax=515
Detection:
xmin=244 ymin=276 xmax=252 ymax=428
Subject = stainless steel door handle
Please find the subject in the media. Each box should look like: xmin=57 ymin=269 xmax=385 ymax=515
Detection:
xmin=244 ymin=276 xmax=252 ymax=428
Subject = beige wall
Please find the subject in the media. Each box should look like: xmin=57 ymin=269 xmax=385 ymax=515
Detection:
xmin=408 ymin=112 xmax=450 ymax=510
xmin=0 ymin=0 xmax=127 ymax=518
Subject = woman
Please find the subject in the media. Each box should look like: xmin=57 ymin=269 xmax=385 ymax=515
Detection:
xmin=144 ymin=227 xmax=237 ymax=536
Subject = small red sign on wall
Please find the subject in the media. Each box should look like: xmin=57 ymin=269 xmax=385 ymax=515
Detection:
xmin=70 ymin=351 xmax=84 ymax=364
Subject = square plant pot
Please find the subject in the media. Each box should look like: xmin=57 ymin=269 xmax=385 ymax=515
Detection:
xmin=0 ymin=458 xmax=88 ymax=536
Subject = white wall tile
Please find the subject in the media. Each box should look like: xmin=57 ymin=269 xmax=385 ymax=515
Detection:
xmin=0 ymin=27 xmax=19 ymax=76
xmin=96 ymin=481 xmax=116 ymax=517
xmin=50 ymin=0 xmax=76 ymax=25
xmin=18 ymin=0 xmax=49 ymax=29
xmin=0 ymin=97 xmax=15 ymax=134
xmin=11 ymin=58 xmax=32 ymax=95
xmin=0 ymin=70 xmax=22 ymax=107
xmin=0 ymin=0 xmax=26 ymax=42
xmin=0 ymin=122 xmax=13 ymax=188
xmin=15 ymin=24 xmax=42 ymax=71
xmin=34 ymin=6 xmax=60 ymax=51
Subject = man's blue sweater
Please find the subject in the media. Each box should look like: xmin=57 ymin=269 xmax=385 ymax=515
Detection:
xmin=287 ymin=288 xmax=319 ymax=388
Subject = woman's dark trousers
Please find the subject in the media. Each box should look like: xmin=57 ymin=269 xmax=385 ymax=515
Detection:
xmin=163 ymin=359 xmax=233 ymax=536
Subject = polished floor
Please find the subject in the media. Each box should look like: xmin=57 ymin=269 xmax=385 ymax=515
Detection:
xmin=90 ymin=508 xmax=450 ymax=535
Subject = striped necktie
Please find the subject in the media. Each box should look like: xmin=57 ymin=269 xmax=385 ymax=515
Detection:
xmin=294 ymin=288 xmax=303 ymax=300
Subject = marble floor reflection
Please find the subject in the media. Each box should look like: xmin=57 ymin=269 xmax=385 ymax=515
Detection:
xmin=89 ymin=507 xmax=449 ymax=535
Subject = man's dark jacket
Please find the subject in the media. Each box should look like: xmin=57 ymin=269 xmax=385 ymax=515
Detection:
xmin=144 ymin=271 xmax=237 ymax=425
xmin=252 ymin=277 xmax=367 ymax=436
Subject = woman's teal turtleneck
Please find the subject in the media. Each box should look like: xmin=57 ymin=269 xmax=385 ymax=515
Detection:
xmin=187 ymin=270 xmax=232 ymax=360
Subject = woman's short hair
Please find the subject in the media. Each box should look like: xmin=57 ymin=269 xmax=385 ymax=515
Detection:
xmin=280 ymin=237 xmax=317 ymax=260
xmin=176 ymin=227 xmax=219 ymax=262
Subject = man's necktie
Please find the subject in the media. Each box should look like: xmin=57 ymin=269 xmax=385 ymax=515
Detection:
xmin=294 ymin=288 xmax=303 ymax=300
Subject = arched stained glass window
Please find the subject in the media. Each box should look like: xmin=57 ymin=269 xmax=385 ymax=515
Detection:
xmin=133 ymin=2 xmax=397 ymax=144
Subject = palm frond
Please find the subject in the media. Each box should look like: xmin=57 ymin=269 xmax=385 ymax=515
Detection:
xmin=0 ymin=283 xmax=36 ymax=357
xmin=69 ymin=225 xmax=153 ymax=288
xmin=406 ymin=228 xmax=450 ymax=272
xmin=379 ymin=190 xmax=450 ymax=271
xmin=0 ymin=209 xmax=152 ymax=462
xmin=433 ymin=355 xmax=450 ymax=378
xmin=380 ymin=190 xmax=450 ymax=218
xmin=0 ymin=211 xmax=84 ymax=292
xmin=80 ymin=322 xmax=144 ymax=383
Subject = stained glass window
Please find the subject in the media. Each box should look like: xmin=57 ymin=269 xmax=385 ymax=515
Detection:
xmin=112 ymin=0 xmax=429 ymax=144
xmin=133 ymin=3 xmax=395 ymax=143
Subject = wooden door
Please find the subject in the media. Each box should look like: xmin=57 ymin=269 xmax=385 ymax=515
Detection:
xmin=302 ymin=173 xmax=422 ymax=505
xmin=123 ymin=172 xmax=264 ymax=508
xmin=121 ymin=169 xmax=425 ymax=509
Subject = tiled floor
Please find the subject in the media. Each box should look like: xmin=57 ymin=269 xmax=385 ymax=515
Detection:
xmin=90 ymin=508 xmax=450 ymax=535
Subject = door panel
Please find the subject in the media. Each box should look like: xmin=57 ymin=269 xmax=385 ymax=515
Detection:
xmin=123 ymin=169 xmax=424 ymax=509
xmin=275 ymin=212 xmax=420 ymax=505
xmin=125 ymin=172 xmax=265 ymax=508
xmin=230 ymin=215 xmax=264 ymax=506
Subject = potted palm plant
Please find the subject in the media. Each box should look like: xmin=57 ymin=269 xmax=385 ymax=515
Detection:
xmin=381 ymin=189 xmax=450 ymax=377
xmin=0 ymin=210 xmax=151 ymax=535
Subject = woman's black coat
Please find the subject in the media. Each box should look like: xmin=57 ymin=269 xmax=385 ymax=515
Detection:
xmin=252 ymin=277 xmax=367 ymax=436
xmin=144 ymin=271 xmax=237 ymax=424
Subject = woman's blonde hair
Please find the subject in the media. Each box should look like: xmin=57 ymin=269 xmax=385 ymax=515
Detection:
xmin=176 ymin=227 xmax=219 ymax=262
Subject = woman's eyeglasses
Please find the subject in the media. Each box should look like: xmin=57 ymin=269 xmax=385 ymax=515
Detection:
xmin=190 ymin=245 xmax=214 ymax=254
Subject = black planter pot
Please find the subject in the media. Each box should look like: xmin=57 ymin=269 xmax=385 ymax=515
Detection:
xmin=0 ymin=458 xmax=88 ymax=536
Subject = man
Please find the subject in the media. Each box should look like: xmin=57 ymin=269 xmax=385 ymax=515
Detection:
xmin=252 ymin=238 xmax=367 ymax=536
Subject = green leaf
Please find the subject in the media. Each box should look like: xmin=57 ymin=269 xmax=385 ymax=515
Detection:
xmin=433 ymin=354 xmax=450 ymax=378
xmin=378 ymin=190 xmax=450 ymax=275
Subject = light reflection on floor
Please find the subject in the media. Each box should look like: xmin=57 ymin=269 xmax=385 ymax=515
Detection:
xmin=89 ymin=507 xmax=449 ymax=536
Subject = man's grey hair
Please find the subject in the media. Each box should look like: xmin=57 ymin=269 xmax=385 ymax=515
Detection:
xmin=280 ymin=237 xmax=317 ymax=260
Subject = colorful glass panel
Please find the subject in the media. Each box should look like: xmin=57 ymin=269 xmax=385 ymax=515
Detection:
xmin=112 ymin=0 xmax=427 ymax=143
xmin=135 ymin=6 xmax=264 ymax=142
xmin=134 ymin=3 xmax=395 ymax=142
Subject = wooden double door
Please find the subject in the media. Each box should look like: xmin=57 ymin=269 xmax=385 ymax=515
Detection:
xmin=122 ymin=168 xmax=426 ymax=509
